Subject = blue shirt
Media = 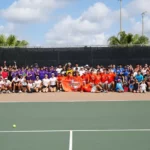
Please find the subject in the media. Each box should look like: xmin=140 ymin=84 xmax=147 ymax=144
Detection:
xmin=116 ymin=83 xmax=124 ymax=91
xmin=135 ymin=74 xmax=143 ymax=82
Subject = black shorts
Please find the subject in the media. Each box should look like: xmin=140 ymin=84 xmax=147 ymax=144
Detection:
xmin=50 ymin=85 xmax=56 ymax=88
xmin=42 ymin=86 xmax=48 ymax=88
xmin=23 ymin=85 xmax=27 ymax=87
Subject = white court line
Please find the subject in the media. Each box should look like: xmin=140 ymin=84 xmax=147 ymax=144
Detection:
xmin=69 ymin=130 xmax=73 ymax=150
xmin=0 ymin=129 xmax=150 ymax=133
xmin=0 ymin=100 xmax=150 ymax=103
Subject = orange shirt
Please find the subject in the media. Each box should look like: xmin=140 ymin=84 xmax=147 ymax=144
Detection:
xmin=89 ymin=74 xmax=96 ymax=84
xmin=95 ymin=74 xmax=101 ymax=85
xmin=81 ymin=74 xmax=89 ymax=83
xmin=57 ymin=75 xmax=63 ymax=82
xmin=107 ymin=73 xmax=115 ymax=83
xmin=65 ymin=76 xmax=74 ymax=81
xmin=82 ymin=83 xmax=92 ymax=92
xmin=101 ymin=73 xmax=108 ymax=83
xmin=74 ymin=76 xmax=82 ymax=82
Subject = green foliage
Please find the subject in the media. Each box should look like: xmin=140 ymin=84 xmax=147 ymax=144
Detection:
xmin=108 ymin=31 xmax=149 ymax=46
xmin=0 ymin=34 xmax=6 ymax=46
xmin=0 ymin=34 xmax=29 ymax=47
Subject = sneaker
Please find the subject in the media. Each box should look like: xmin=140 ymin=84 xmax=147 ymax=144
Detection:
xmin=2 ymin=90 xmax=6 ymax=93
xmin=7 ymin=90 xmax=11 ymax=94
xmin=19 ymin=90 xmax=22 ymax=93
xmin=13 ymin=90 xmax=15 ymax=93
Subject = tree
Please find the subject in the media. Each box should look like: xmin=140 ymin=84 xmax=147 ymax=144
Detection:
xmin=0 ymin=34 xmax=29 ymax=47
xmin=108 ymin=31 xmax=149 ymax=46
xmin=6 ymin=35 xmax=17 ymax=46
xmin=0 ymin=34 xmax=6 ymax=46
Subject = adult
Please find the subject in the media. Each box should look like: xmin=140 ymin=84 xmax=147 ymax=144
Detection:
xmin=49 ymin=73 xmax=57 ymax=92
xmin=42 ymin=74 xmax=50 ymax=93
xmin=12 ymin=75 xmax=21 ymax=93
xmin=34 ymin=76 xmax=42 ymax=93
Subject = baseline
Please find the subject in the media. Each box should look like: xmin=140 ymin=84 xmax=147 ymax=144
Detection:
xmin=1 ymin=129 xmax=150 ymax=133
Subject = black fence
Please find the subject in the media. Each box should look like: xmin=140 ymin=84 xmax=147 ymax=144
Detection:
xmin=0 ymin=46 xmax=150 ymax=67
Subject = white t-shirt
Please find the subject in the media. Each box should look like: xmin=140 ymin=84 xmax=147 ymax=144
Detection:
xmin=133 ymin=72 xmax=137 ymax=77
xmin=12 ymin=78 xmax=20 ymax=83
xmin=34 ymin=80 xmax=42 ymax=88
xmin=100 ymin=68 xmax=103 ymax=73
xmin=4 ymin=80 xmax=11 ymax=86
xmin=140 ymin=83 xmax=147 ymax=90
xmin=28 ymin=83 xmax=35 ymax=88
xmin=49 ymin=77 xmax=57 ymax=86
xmin=79 ymin=70 xmax=85 ymax=76
xmin=73 ymin=67 xmax=80 ymax=71
xmin=42 ymin=78 xmax=50 ymax=86
xmin=141 ymin=69 xmax=147 ymax=75
xmin=56 ymin=68 xmax=62 ymax=74
xmin=0 ymin=80 xmax=4 ymax=87
xmin=20 ymin=78 xmax=25 ymax=84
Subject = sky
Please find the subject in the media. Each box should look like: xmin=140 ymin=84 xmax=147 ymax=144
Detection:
xmin=0 ymin=0 xmax=150 ymax=46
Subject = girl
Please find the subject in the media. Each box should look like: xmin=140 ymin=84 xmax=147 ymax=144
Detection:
xmin=49 ymin=73 xmax=57 ymax=92
xmin=116 ymin=79 xmax=124 ymax=93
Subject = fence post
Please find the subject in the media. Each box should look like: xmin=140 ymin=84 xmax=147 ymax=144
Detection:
xmin=57 ymin=50 xmax=60 ymax=65
xmin=91 ymin=47 xmax=93 ymax=66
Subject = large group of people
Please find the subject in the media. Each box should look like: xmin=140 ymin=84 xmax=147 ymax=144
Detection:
xmin=0 ymin=61 xmax=150 ymax=94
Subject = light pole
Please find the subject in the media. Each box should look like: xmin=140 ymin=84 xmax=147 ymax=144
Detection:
xmin=141 ymin=11 xmax=147 ymax=36
xmin=118 ymin=0 xmax=122 ymax=33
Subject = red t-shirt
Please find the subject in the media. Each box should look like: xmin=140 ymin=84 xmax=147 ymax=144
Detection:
xmin=2 ymin=71 xmax=8 ymax=78
xmin=81 ymin=74 xmax=89 ymax=83
xmin=101 ymin=73 xmax=108 ymax=83
xmin=89 ymin=74 xmax=96 ymax=84
xmin=107 ymin=73 xmax=115 ymax=83
xmin=95 ymin=74 xmax=101 ymax=85
xmin=57 ymin=75 xmax=63 ymax=82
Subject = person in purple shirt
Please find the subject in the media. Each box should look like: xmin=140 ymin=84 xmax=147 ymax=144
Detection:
xmin=39 ymin=68 xmax=45 ymax=80
xmin=44 ymin=68 xmax=49 ymax=76
xmin=26 ymin=68 xmax=32 ymax=81
xmin=31 ymin=68 xmax=36 ymax=81
xmin=35 ymin=68 xmax=40 ymax=77
xmin=11 ymin=69 xmax=18 ymax=78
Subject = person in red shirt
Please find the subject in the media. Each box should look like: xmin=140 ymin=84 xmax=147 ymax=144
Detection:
xmin=1 ymin=68 xmax=8 ymax=79
xmin=107 ymin=70 xmax=116 ymax=91
xmin=57 ymin=73 xmax=63 ymax=91
xmin=95 ymin=70 xmax=103 ymax=92
xmin=81 ymin=71 xmax=90 ymax=84
xmin=72 ymin=71 xmax=82 ymax=92
xmin=89 ymin=70 xmax=96 ymax=84
xmin=82 ymin=83 xmax=92 ymax=92
xmin=101 ymin=69 xmax=109 ymax=92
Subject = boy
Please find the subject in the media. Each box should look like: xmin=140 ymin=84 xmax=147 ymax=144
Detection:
xmin=140 ymin=80 xmax=147 ymax=93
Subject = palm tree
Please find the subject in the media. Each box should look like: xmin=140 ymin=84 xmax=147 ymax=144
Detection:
xmin=108 ymin=31 xmax=149 ymax=46
xmin=0 ymin=34 xmax=29 ymax=47
xmin=6 ymin=35 xmax=17 ymax=46
xmin=15 ymin=40 xmax=28 ymax=47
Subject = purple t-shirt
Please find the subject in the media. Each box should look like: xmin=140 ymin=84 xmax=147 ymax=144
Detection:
xmin=39 ymin=70 xmax=45 ymax=80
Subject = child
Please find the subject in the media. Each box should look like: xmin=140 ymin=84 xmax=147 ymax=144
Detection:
xmin=133 ymin=80 xmax=139 ymax=93
xmin=116 ymin=79 xmax=124 ymax=93
xmin=140 ymin=80 xmax=147 ymax=93
xmin=128 ymin=75 xmax=134 ymax=92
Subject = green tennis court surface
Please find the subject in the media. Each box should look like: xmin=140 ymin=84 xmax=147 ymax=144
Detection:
xmin=0 ymin=101 xmax=150 ymax=150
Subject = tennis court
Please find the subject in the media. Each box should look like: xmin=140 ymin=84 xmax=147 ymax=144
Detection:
xmin=0 ymin=100 xmax=150 ymax=150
